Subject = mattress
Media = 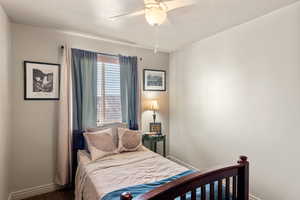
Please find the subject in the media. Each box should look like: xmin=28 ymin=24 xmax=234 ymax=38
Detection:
xmin=75 ymin=147 xmax=188 ymax=200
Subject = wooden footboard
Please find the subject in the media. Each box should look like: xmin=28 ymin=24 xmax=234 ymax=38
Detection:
xmin=121 ymin=156 xmax=249 ymax=200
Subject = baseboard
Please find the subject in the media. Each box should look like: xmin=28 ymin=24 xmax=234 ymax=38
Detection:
xmin=250 ymin=194 xmax=262 ymax=200
xmin=167 ymin=155 xmax=200 ymax=171
xmin=167 ymin=155 xmax=262 ymax=200
xmin=9 ymin=183 xmax=63 ymax=200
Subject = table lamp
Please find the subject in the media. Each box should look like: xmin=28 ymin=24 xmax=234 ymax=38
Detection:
xmin=146 ymin=100 xmax=159 ymax=123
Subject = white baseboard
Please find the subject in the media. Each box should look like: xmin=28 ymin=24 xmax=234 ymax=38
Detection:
xmin=250 ymin=194 xmax=262 ymax=200
xmin=167 ymin=155 xmax=262 ymax=200
xmin=167 ymin=155 xmax=200 ymax=171
xmin=9 ymin=183 xmax=63 ymax=200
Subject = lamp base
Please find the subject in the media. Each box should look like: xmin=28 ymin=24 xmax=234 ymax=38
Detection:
xmin=152 ymin=113 xmax=156 ymax=123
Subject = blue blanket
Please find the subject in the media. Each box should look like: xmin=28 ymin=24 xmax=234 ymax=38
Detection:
xmin=102 ymin=170 xmax=195 ymax=200
xmin=102 ymin=170 xmax=228 ymax=200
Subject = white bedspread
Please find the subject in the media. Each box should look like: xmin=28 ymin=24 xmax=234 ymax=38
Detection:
xmin=75 ymin=148 xmax=187 ymax=200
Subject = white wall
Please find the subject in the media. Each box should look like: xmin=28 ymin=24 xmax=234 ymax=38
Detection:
xmin=11 ymin=23 xmax=169 ymax=192
xmin=0 ymin=4 xmax=11 ymax=200
xmin=170 ymin=2 xmax=300 ymax=200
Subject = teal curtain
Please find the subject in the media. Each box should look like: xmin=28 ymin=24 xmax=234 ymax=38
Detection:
xmin=72 ymin=49 xmax=97 ymax=130
xmin=119 ymin=55 xmax=139 ymax=130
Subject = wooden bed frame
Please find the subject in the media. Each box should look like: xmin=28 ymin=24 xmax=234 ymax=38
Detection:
xmin=121 ymin=156 xmax=249 ymax=200
xmin=73 ymin=128 xmax=249 ymax=200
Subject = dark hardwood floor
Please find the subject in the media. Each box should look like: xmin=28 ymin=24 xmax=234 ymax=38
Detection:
xmin=23 ymin=189 xmax=74 ymax=200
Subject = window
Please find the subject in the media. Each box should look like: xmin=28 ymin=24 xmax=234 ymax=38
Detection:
xmin=96 ymin=54 xmax=122 ymax=126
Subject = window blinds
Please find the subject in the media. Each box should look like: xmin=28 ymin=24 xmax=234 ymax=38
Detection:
xmin=96 ymin=55 xmax=122 ymax=125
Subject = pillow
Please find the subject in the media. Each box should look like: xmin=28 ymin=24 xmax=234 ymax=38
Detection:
xmin=84 ymin=128 xmax=118 ymax=161
xmin=86 ymin=123 xmax=127 ymax=149
xmin=77 ymin=150 xmax=92 ymax=165
xmin=118 ymin=128 xmax=142 ymax=152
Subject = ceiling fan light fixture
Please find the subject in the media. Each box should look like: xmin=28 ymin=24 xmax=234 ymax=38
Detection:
xmin=145 ymin=6 xmax=167 ymax=26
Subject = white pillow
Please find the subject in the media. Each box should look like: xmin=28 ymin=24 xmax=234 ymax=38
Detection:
xmin=84 ymin=128 xmax=118 ymax=161
xmin=86 ymin=123 xmax=127 ymax=149
xmin=118 ymin=128 xmax=142 ymax=153
xmin=77 ymin=150 xmax=92 ymax=165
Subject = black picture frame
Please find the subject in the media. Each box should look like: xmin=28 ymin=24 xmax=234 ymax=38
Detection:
xmin=143 ymin=69 xmax=166 ymax=91
xmin=150 ymin=122 xmax=162 ymax=134
xmin=24 ymin=61 xmax=61 ymax=100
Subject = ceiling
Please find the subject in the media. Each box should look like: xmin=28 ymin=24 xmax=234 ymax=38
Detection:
xmin=1 ymin=0 xmax=299 ymax=52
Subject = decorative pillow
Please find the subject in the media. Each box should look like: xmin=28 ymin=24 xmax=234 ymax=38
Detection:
xmin=84 ymin=128 xmax=118 ymax=161
xmin=86 ymin=123 xmax=127 ymax=149
xmin=118 ymin=128 xmax=142 ymax=152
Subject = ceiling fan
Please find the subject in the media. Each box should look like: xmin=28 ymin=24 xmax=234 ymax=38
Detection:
xmin=109 ymin=0 xmax=196 ymax=26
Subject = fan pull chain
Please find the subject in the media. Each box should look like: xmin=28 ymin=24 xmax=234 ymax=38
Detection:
xmin=154 ymin=25 xmax=159 ymax=54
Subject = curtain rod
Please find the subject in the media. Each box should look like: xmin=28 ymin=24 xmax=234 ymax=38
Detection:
xmin=60 ymin=45 xmax=143 ymax=60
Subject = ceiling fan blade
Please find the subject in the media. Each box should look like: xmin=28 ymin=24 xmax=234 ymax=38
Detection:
xmin=162 ymin=17 xmax=172 ymax=27
xmin=165 ymin=0 xmax=197 ymax=12
xmin=109 ymin=10 xmax=145 ymax=21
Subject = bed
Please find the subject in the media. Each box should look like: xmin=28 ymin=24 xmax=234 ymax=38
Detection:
xmin=73 ymin=127 xmax=249 ymax=200
xmin=75 ymin=147 xmax=188 ymax=200
xmin=74 ymin=149 xmax=249 ymax=200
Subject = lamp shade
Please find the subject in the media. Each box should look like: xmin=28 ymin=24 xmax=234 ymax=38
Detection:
xmin=145 ymin=100 xmax=159 ymax=111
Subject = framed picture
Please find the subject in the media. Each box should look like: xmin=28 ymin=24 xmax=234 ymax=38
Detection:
xmin=150 ymin=122 xmax=162 ymax=134
xmin=24 ymin=61 xmax=60 ymax=100
xmin=143 ymin=69 xmax=166 ymax=91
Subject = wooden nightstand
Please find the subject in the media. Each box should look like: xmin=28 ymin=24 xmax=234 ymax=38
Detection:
xmin=142 ymin=134 xmax=166 ymax=157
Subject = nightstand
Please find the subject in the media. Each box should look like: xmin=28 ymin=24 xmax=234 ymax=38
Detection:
xmin=142 ymin=134 xmax=166 ymax=157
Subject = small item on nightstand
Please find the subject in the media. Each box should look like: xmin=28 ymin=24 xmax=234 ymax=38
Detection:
xmin=150 ymin=122 xmax=162 ymax=134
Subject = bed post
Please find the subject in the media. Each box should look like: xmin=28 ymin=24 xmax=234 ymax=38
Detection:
xmin=120 ymin=192 xmax=133 ymax=200
xmin=237 ymin=155 xmax=249 ymax=200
